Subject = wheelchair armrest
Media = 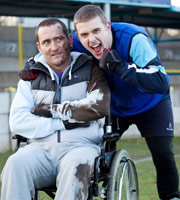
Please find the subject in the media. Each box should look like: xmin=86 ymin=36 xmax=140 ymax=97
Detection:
xmin=13 ymin=135 xmax=28 ymax=142
xmin=12 ymin=135 xmax=28 ymax=151
xmin=100 ymin=132 xmax=120 ymax=161
xmin=103 ymin=132 xmax=120 ymax=142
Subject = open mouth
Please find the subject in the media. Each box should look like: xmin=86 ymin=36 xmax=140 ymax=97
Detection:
xmin=91 ymin=44 xmax=102 ymax=54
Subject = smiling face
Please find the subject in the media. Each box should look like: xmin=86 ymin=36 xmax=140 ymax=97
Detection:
xmin=36 ymin=23 xmax=72 ymax=72
xmin=76 ymin=16 xmax=113 ymax=59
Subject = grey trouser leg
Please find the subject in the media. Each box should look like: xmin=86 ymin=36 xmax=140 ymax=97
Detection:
xmin=1 ymin=144 xmax=56 ymax=200
xmin=55 ymin=144 xmax=100 ymax=200
xmin=1 ymin=142 xmax=100 ymax=200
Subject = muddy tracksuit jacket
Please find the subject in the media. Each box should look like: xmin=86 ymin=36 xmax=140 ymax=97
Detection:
xmin=72 ymin=22 xmax=170 ymax=117
xmin=9 ymin=52 xmax=110 ymax=144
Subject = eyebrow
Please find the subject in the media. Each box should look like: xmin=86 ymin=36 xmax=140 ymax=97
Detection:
xmin=79 ymin=27 xmax=101 ymax=35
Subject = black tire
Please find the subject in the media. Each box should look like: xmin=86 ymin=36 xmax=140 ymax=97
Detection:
xmin=107 ymin=149 xmax=139 ymax=200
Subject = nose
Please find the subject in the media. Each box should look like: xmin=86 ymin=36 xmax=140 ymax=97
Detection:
xmin=88 ymin=33 xmax=96 ymax=43
xmin=51 ymin=41 xmax=59 ymax=51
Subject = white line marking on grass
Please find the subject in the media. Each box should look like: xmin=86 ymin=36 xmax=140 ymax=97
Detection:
xmin=134 ymin=155 xmax=180 ymax=164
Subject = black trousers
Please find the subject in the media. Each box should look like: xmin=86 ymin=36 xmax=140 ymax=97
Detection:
xmin=146 ymin=136 xmax=179 ymax=199
xmin=112 ymin=99 xmax=179 ymax=199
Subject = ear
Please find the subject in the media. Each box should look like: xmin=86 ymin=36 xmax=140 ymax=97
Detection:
xmin=68 ymin=34 xmax=73 ymax=48
xmin=76 ymin=32 xmax=80 ymax=39
xmin=106 ymin=21 xmax=111 ymax=31
xmin=36 ymin=42 xmax=42 ymax=54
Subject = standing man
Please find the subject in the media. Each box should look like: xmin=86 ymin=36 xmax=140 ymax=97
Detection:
xmin=71 ymin=4 xmax=180 ymax=200
xmin=1 ymin=18 xmax=110 ymax=200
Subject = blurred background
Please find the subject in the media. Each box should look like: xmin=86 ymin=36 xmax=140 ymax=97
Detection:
xmin=0 ymin=0 xmax=180 ymax=153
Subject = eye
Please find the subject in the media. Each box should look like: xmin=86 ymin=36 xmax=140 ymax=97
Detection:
xmin=56 ymin=37 xmax=61 ymax=41
xmin=56 ymin=36 xmax=66 ymax=42
xmin=94 ymin=29 xmax=100 ymax=33
xmin=80 ymin=33 xmax=88 ymax=38
xmin=42 ymin=40 xmax=49 ymax=45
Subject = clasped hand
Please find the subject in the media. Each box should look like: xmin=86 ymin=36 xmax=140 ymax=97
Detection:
xmin=32 ymin=102 xmax=90 ymax=130
xmin=99 ymin=48 xmax=122 ymax=72
xmin=32 ymin=101 xmax=70 ymax=121
xmin=19 ymin=57 xmax=38 ymax=80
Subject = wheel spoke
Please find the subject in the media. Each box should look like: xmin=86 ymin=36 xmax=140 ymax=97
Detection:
xmin=107 ymin=149 xmax=139 ymax=200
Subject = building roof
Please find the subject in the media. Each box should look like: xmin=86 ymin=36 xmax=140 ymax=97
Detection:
xmin=0 ymin=0 xmax=180 ymax=28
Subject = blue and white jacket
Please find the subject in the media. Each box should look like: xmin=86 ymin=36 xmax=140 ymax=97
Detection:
xmin=72 ymin=22 xmax=170 ymax=117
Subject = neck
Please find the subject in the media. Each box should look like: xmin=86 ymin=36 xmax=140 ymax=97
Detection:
xmin=52 ymin=57 xmax=71 ymax=72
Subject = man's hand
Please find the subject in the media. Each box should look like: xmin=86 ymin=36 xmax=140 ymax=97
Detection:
xmin=32 ymin=104 xmax=52 ymax=118
xmin=50 ymin=101 xmax=70 ymax=120
xmin=32 ymin=103 xmax=90 ymax=130
xmin=19 ymin=58 xmax=38 ymax=81
xmin=99 ymin=48 xmax=122 ymax=72
xmin=63 ymin=120 xmax=90 ymax=130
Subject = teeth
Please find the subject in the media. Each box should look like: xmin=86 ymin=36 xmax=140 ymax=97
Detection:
xmin=92 ymin=44 xmax=99 ymax=48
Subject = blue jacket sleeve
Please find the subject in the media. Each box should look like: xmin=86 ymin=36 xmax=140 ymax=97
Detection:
xmin=114 ymin=33 xmax=169 ymax=94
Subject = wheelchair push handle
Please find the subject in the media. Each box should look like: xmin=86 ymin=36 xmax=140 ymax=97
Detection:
xmin=105 ymin=112 xmax=112 ymax=134
xmin=104 ymin=113 xmax=121 ymax=141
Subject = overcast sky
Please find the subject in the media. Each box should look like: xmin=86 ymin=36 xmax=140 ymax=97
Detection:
xmin=171 ymin=0 xmax=180 ymax=7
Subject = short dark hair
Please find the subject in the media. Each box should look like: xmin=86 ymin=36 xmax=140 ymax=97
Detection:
xmin=35 ymin=18 xmax=68 ymax=41
xmin=73 ymin=5 xmax=108 ymax=30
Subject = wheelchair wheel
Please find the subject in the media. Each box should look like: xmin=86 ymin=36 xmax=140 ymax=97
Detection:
xmin=107 ymin=149 xmax=139 ymax=200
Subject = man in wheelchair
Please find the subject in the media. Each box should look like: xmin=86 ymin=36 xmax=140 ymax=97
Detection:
xmin=1 ymin=18 xmax=110 ymax=200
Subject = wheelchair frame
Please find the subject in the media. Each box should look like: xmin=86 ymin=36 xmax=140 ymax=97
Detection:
xmin=13 ymin=116 xmax=139 ymax=200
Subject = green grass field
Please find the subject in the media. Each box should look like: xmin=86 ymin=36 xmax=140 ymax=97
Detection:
xmin=116 ymin=137 xmax=180 ymax=200
xmin=0 ymin=137 xmax=180 ymax=199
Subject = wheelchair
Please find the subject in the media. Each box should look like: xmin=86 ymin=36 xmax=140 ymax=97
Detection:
xmin=13 ymin=115 xmax=139 ymax=200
